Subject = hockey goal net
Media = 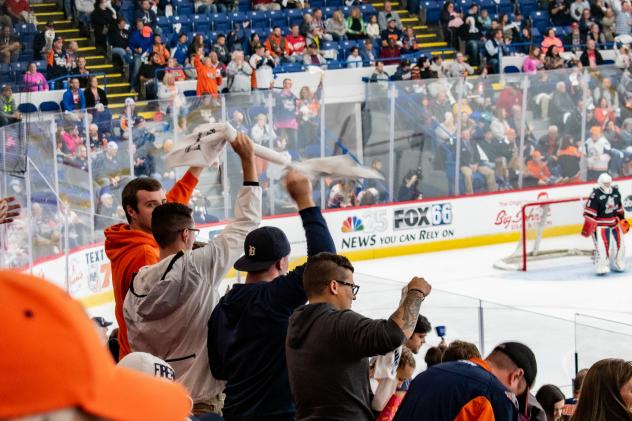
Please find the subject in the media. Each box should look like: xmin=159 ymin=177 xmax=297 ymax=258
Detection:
xmin=494 ymin=197 xmax=594 ymax=271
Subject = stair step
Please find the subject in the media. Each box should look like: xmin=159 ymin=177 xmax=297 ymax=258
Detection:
xmin=31 ymin=2 xmax=58 ymax=6
xmin=415 ymin=33 xmax=436 ymax=39
xmin=413 ymin=25 xmax=428 ymax=29
xmin=110 ymin=101 xmax=148 ymax=110
xmin=96 ymin=73 xmax=122 ymax=79
xmin=394 ymin=9 xmax=408 ymax=13
xmin=66 ymin=37 xmax=88 ymax=42
xmin=430 ymin=49 xmax=454 ymax=56
xmin=107 ymin=82 xmax=131 ymax=88
xmin=419 ymin=41 xmax=448 ymax=48
xmin=37 ymin=19 xmax=71 ymax=25
xmin=78 ymin=46 xmax=97 ymax=51
xmin=55 ymin=28 xmax=80 ymax=33
xmin=85 ymin=55 xmax=106 ymax=61
xmin=87 ymin=64 xmax=114 ymax=70
xmin=34 ymin=11 xmax=64 ymax=16
xmin=108 ymin=92 xmax=137 ymax=98
xmin=372 ymin=2 xmax=400 ymax=6
xmin=401 ymin=17 xmax=418 ymax=22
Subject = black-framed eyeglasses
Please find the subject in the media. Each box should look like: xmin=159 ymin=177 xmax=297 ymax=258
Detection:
xmin=184 ymin=227 xmax=200 ymax=235
xmin=334 ymin=280 xmax=360 ymax=297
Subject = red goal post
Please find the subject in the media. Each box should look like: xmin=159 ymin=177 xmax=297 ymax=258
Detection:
xmin=494 ymin=197 xmax=593 ymax=271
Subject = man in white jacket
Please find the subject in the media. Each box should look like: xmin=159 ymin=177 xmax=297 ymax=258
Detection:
xmin=123 ymin=132 xmax=262 ymax=416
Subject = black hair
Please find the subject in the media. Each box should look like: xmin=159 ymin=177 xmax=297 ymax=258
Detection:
xmin=303 ymin=252 xmax=355 ymax=298
xmin=151 ymin=202 xmax=193 ymax=248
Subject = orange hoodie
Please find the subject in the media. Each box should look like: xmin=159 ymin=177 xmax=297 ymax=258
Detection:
xmin=104 ymin=170 xmax=198 ymax=359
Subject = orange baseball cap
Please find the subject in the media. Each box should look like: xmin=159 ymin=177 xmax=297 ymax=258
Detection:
xmin=0 ymin=270 xmax=191 ymax=420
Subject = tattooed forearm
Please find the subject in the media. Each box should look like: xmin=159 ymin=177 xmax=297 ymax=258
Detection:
xmin=390 ymin=290 xmax=425 ymax=338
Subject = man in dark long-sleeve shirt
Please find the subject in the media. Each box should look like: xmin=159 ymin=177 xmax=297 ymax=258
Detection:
xmin=208 ymin=170 xmax=336 ymax=421
xmin=286 ymin=254 xmax=432 ymax=420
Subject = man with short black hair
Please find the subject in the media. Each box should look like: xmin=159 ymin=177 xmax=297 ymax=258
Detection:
xmin=286 ymin=252 xmax=432 ymax=420
xmin=124 ymin=133 xmax=261 ymax=416
xmin=394 ymin=342 xmax=538 ymax=420
xmin=208 ymin=171 xmax=335 ymax=421
xmin=105 ymin=158 xmax=202 ymax=361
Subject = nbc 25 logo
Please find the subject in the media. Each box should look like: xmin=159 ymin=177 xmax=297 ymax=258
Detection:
xmin=341 ymin=210 xmax=388 ymax=233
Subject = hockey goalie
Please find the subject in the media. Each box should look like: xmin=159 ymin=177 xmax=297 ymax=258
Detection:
xmin=581 ymin=173 xmax=629 ymax=274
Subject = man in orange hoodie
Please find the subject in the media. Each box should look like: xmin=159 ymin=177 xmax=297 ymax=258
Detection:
xmin=193 ymin=50 xmax=222 ymax=97
xmin=105 ymin=167 xmax=202 ymax=360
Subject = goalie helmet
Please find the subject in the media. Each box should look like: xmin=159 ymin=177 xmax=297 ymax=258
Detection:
xmin=598 ymin=173 xmax=613 ymax=194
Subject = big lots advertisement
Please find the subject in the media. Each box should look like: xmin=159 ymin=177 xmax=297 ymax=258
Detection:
xmin=28 ymin=179 xmax=632 ymax=302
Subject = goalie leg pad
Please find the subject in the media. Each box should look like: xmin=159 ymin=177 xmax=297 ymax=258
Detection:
xmin=593 ymin=228 xmax=610 ymax=275
xmin=610 ymin=225 xmax=627 ymax=272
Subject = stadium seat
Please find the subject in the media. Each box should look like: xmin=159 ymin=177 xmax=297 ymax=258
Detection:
xmin=360 ymin=4 xmax=377 ymax=17
xmin=504 ymin=65 xmax=520 ymax=73
xmin=479 ymin=0 xmax=495 ymax=14
xmin=520 ymin=0 xmax=537 ymax=18
xmin=327 ymin=61 xmax=344 ymax=70
xmin=18 ymin=103 xmax=37 ymax=114
xmin=170 ymin=15 xmax=193 ymax=33
xmin=192 ymin=14 xmax=211 ymax=32
xmin=287 ymin=9 xmax=304 ymax=27
xmin=183 ymin=90 xmax=197 ymax=96
xmin=497 ymin=0 xmax=512 ymax=15
xmin=39 ymin=101 xmax=60 ymax=113
xmin=325 ymin=0 xmax=342 ymax=7
xmin=284 ymin=62 xmax=304 ymax=72
xmin=269 ymin=10 xmax=288 ymax=28
xmin=174 ymin=0 xmax=194 ymax=15
xmin=249 ymin=11 xmax=270 ymax=29
xmin=230 ymin=12 xmax=248 ymax=28
xmin=310 ymin=0 xmax=324 ymax=8
xmin=157 ymin=16 xmax=172 ymax=34
xmin=530 ymin=10 xmax=550 ymax=33
xmin=423 ymin=1 xmax=442 ymax=24
xmin=212 ymin=13 xmax=231 ymax=33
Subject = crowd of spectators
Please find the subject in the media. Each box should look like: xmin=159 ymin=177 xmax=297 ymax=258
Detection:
xmin=3 ymin=164 xmax=632 ymax=421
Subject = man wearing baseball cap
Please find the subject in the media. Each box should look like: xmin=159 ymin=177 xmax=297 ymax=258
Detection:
xmin=0 ymin=270 xmax=191 ymax=421
xmin=208 ymin=170 xmax=336 ymax=421
xmin=394 ymin=341 xmax=537 ymax=421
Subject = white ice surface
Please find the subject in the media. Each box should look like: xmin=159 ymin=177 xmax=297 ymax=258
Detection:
xmin=350 ymin=234 xmax=632 ymax=394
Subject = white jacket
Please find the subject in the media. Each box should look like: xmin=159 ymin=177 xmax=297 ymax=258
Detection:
xmin=124 ymin=185 xmax=262 ymax=404
xmin=75 ymin=0 xmax=94 ymax=14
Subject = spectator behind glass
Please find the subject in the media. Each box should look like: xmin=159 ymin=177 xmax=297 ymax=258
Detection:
xmin=397 ymin=169 xmax=422 ymax=201
xmin=570 ymin=359 xmax=632 ymax=421
xmin=523 ymin=46 xmax=543 ymax=74
xmin=326 ymin=10 xmax=348 ymax=41
xmin=346 ymin=7 xmax=367 ymax=40
xmin=0 ymin=25 xmax=21 ymax=65
xmin=347 ymin=46 xmax=363 ymax=68
xmin=84 ymin=75 xmax=109 ymax=108
xmin=22 ymin=62 xmax=49 ymax=92
xmin=536 ymin=384 xmax=565 ymax=421
xmin=286 ymin=24 xmax=306 ymax=61
xmin=91 ymin=0 xmax=117 ymax=50
xmin=171 ymin=32 xmax=190 ymax=65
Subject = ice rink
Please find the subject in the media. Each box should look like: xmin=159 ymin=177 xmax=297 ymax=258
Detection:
xmin=350 ymin=234 xmax=632 ymax=394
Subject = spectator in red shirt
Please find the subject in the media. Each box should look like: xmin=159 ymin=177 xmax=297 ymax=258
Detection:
xmin=286 ymin=24 xmax=306 ymax=62
xmin=380 ymin=38 xmax=401 ymax=65
xmin=5 ymin=0 xmax=37 ymax=23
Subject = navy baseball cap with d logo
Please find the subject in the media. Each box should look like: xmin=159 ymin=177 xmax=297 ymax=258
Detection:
xmin=234 ymin=226 xmax=291 ymax=272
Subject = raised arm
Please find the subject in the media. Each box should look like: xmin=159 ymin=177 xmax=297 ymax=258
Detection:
xmin=192 ymin=133 xmax=262 ymax=284
xmin=0 ymin=196 xmax=20 ymax=224
xmin=165 ymin=167 xmax=203 ymax=204
xmin=388 ymin=277 xmax=432 ymax=338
